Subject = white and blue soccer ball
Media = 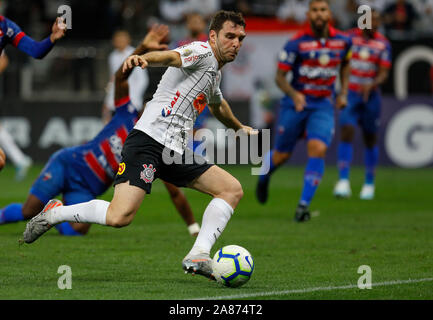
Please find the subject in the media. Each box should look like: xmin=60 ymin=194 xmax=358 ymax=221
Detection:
xmin=212 ymin=245 xmax=254 ymax=288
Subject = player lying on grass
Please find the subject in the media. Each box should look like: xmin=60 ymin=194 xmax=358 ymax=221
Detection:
xmin=334 ymin=9 xmax=391 ymax=200
xmin=22 ymin=10 xmax=257 ymax=281
xmin=0 ymin=25 xmax=200 ymax=236
xmin=0 ymin=15 xmax=66 ymax=180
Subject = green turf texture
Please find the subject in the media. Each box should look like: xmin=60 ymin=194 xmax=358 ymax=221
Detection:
xmin=0 ymin=164 xmax=431 ymax=300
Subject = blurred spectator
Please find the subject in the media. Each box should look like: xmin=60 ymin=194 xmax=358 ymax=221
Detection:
xmin=237 ymin=0 xmax=281 ymax=17
xmin=356 ymin=0 xmax=391 ymax=13
xmin=184 ymin=0 xmax=221 ymax=20
xmin=277 ymin=0 xmax=309 ymax=24
xmin=102 ymin=30 xmax=149 ymax=123
xmin=413 ymin=0 xmax=433 ymax=33
xmin=159 ymin=0 xmax=188 ymax=23
xmin=174 ymin=12 xmax=208 ymax=47
xmin=383 ymin=0 xmax=419 ymax=33
xmin=330 ymin=0 xmax=358 ymax=30
xmin=220 ymin=0 xmax=239 ymax=11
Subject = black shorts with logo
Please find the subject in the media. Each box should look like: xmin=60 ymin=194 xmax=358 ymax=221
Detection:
xmin=114 ymin=129 xmax=213 ymax=194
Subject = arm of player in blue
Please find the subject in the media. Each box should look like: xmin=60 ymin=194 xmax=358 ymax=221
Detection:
xmin=16 ymin=36 xmax=54 ymax=59
xmin=6 ymin=17 xmax=54 ymax=59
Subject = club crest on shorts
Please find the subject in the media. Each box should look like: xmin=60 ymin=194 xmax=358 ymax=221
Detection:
xmin=140 ymin=164 xmax=156 ymax=183
xmin=117 ymin=162 xmax=126 ymax=175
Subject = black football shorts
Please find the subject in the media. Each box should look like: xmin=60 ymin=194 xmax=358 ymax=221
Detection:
xmin=114 ymin=129 xmax=213 ymax=194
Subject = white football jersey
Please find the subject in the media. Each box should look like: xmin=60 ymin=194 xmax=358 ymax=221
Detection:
xmin=134 ymin=41 xmax=223 ymax=154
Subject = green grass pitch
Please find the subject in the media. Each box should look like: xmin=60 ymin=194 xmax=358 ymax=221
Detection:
xmin=0 ymin=164 xmax=432 ymax=300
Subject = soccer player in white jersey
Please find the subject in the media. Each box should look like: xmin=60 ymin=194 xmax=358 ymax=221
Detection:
xmin=22 ymin=11 xmax=256 ymax=280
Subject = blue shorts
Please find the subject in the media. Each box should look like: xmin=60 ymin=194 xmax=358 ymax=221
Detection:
xmin=30 ymin=149 xmax=96 ymax=206
xmin=194 ymin=106 xmax=211 ymax=129
xmin=339 ymin=89 xmax=381 ymax=134
xmin=275 ymin=97 xmax=335 ymax=153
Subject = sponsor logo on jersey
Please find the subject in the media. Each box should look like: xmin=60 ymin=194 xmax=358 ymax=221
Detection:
xmin=117 ymin=162 xmax=126 ymax=175
xmin=183 ymin=51 xmax=212 ymax=63
xmin=42 ymin=172 xmax=52 ymax=181
xmin=161 ymin=90 xmax=181 ymax=117
xmin=182 ymin=48 xmax=192 ymax=57
xmin=327 ymin=39 xmax=346 ymax=49
xmin=193 ymin=93 xmax=207 ymax=114
xmin=359 ymin=48 xmax=370 ymax=60
xmin=6 ymin=27 xmax=14 ymax=38
xmin=318 ymin=53 xmax=330 ymax=66
xmin=299 ymin=65 xmax=339 ymax=78
xmin=140 ymin=164 xmax=156 ymax=183
xmin=109 ymin=135 xmax=123 ymax=158
xmin=299 ymin=41 xmax=319 ymax=51
xmin=161 ymin=106 xmax=171 ymax=117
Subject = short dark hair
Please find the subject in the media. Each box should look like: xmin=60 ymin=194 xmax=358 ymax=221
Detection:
xmin=209 ymin=10 xmax=246 ymax=34
xmin=309 ymin=0 xmax=329 ymax=6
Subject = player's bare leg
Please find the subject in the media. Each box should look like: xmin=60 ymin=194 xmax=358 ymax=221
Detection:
xmin=295 ymin=139 xmax=327 ymax=222
xmin=69 ymin=222 xmax=91 ymax=234
xmin=335 ymin=125 xmax=355 ymax=198
xmin=21 ymin=195 xmax=45 ymax=219
xmin=272 ymin=150 xmax=291 ymax=166
xmin=181 ymin=165 xmax=244 ymax=279
xmin=105 ymin=182 xmax=146 ymax=227
xmin=22 ymin=181 xmax=145 ymax=243
xmin=163 ymin=181 xmax=200 ymax=236
xmin=0 ymin=194 xmax=43 ymax=225
xmin=256 ymin=150 xmax=291 ymax=204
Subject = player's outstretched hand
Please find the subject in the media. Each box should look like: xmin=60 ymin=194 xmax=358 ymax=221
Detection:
xmin=335 ymin=93 xmax=348 ymax=110
xmin=241 ymin=125 xmax=259 ymax=136
xmin=122 ymin=55 xmax=148 ymax=73
xmin=142 ymin=24 xmax=169 ymax=51
xmin=50 ymin=17 xmax=67 ymax=43
xmin=361 ymin=83 xmax=374 ymax=103
xmin=293 ymin=91 xmax=306 ymax=112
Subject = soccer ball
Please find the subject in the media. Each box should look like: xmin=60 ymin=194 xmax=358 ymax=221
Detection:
xmin=212 ymin=245 xmax=254 ymax=288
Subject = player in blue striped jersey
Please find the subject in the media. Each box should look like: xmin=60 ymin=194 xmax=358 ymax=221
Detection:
xmin=334 ymin=9 xmax=391 ymax=200
xmin=256 ymin=0 xmax=352 ymax=222
xmin=0 ymin=25 xmax=200 ymax=236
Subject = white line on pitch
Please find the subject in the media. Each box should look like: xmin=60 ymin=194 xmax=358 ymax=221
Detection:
xmin=193 ymin=277 xmax=433 ymax=300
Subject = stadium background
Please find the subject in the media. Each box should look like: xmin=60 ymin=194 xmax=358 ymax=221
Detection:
xmin=0 ymin=0 xmax=432 ymax=168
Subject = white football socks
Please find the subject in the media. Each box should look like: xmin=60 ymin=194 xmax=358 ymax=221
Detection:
xmin=0 ymin=126 xmax=30 ymax=167
xmin=48 ymin=200 xmax=109 ymax=225
xmin=188 ymin=198 xmax=234 ymax=256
